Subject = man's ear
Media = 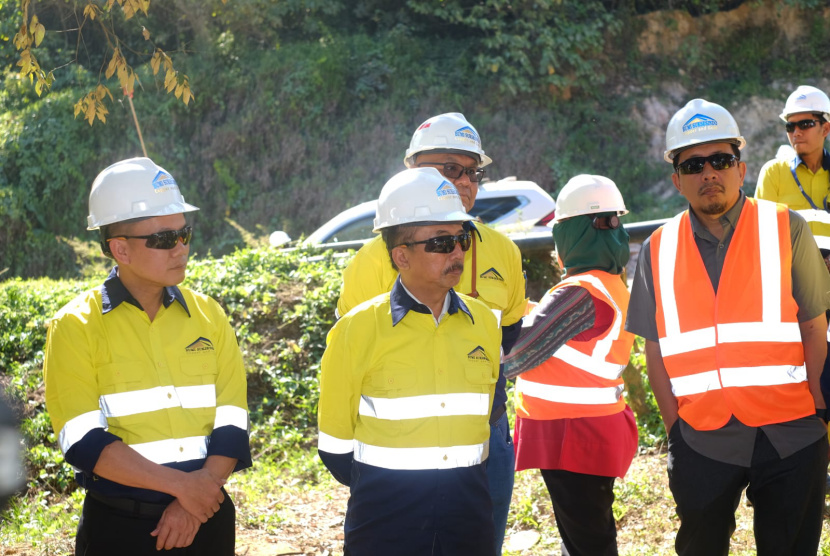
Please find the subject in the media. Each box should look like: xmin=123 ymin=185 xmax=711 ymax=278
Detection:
xmin=391 ymin=245 xmax=411 ymax=271
xmin=109 ymin=239 xmax=131 ymax=265
xmin=671 ymin=171 xmax=681 ymax=193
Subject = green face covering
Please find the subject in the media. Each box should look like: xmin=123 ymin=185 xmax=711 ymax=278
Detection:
xmin=552 ymin=212 xmax=630 ymax=276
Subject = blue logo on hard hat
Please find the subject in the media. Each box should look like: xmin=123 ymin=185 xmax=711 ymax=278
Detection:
xmin=152 ymin=171 xmax=178 ymax=193
xmin=682 ymin=114 xmax=718 ymax=134
xmin=436 ymin=181 xmax=459 ymax=198
xmin=455 ymin=126 xmax=481 ymax=146
xmin=797 ymin=94 xmax=807 ymax=100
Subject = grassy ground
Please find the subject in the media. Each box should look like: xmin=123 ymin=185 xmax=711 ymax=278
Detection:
xmin=3 ymin=447 xmax=830 ymax=556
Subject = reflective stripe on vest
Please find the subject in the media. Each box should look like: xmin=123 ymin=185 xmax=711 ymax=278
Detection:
xmin=515 ymin=270 xmax=634 ymax=420
xmin=653 ymin=199 xmax=812 ymax=429
xmin=354 ymin=440 xmax=489 ymax=470
xmin=358 ymin=393 xmax=490 ymax=420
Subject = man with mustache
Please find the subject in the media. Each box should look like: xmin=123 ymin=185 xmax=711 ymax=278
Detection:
xmin=337 ymin=113 xmax=526 ymax=554
xmin=626 ymin=99 xmax=830 ymax=554
xmin=43 ymin=158 xmax=251 ymax=555
xmin=319 ymin=168 xmax=501 ymax=555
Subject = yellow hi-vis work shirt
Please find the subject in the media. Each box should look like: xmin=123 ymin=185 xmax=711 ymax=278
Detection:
xmin=318 ymin=281 xmax=501 ymax=472
xmin=44 ymin=270 xmax=250 ymax=502
xmin=756 ymin=152 xmax=830 ymax=248
xmin=336 ymin=224 xmax=527 ymax=327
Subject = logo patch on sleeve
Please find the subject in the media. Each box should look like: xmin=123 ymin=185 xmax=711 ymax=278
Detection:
xmin=185 ymin=337 xmax=214 ymax=352
xmin=467 ymin=346 xmax=490 ymax=363
xmin=479 ymin=267 xmax=504 ymax=281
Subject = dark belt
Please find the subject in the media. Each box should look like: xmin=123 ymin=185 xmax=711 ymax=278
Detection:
xmin=489 ymin=403 xmax=507 ymax=426
xmin=87 ymin=491 xmax=169 ymax=519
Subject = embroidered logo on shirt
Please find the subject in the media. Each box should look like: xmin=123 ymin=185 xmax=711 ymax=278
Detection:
xmin=479 ymin=267 xmax=504 ymax=281
xmin=467 ymin=346 xmax=490 ymax=363
xmin=185 ymin=337 xmax=214 ymax=352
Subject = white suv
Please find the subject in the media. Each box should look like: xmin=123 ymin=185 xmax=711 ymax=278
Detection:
xmin=271 ymin=177 xmax=556 ymax=246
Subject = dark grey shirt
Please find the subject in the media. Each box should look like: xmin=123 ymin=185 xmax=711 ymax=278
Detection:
xmin=626 ymin=192 xmax=830 ymax=465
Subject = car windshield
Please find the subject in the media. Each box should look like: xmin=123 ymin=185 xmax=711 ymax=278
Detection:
xmin=470 ymin=196 xmax=523 ymax=223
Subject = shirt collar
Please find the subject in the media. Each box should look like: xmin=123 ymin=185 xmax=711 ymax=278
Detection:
xmin=687 ymin=190 xmax=745 ymax=241
xmin=793 ymin=149 xmax=830 ymax=172
xmin=390 ymin=276 xmax=474 ymax=326
xmin=100 ymin=266 xmax=190 ymax=316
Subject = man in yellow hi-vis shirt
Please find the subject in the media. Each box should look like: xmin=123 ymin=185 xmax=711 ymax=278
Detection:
xmin=756 ymin=85 xmax=830 ymax=250
xmin=337 ymin=113 xmax=526 ymax=553
xmin=43 ymin=158 xmax=251 ymax=555
xmin=319 ymin=167 xmax=502 ymax=555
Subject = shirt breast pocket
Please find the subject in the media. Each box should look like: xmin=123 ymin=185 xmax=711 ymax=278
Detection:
xmin=98 ymin=362 xmax=147 ymax=395
xmin=179 ymin=354 xmax=219 ymax=386
xmin=476 ymin=279 xmax=509 ymax=314
xmin=465 ymin=364 xmax=497 ymax=395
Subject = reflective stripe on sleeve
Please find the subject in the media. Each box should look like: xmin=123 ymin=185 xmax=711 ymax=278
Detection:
xmin=354 ymin=440 xmax=488 ymax=470
xmin=129 ymin=435 xmax=208 ymax=464
xmin=551 ymin=345 xmax=627 ymax=380
xmin=516 ymin=378 xmax=624 ymax=405
xmin=99 ymin=385 xmax=216 ymax=418
xmin=670 ymin=370 xmax=722 ymax=396
xmin=58 ymin=410 xmax=108 ymax=454
xmin=214 ymin=405 xmax=248 ymax=430
xmin=358 ymin=393 xmax=490 ymax=420
xmin=318 ymin=431 xmax=354 ymax=455
xmin=720 ymin=365 xmax=807 ymax=387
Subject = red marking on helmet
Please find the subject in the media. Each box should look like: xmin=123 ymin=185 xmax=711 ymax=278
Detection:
xmin=417 ymin=123 xmax=431 ymax=130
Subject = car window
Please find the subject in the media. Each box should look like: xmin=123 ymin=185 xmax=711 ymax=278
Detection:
xmin=469 ymin=196 xmax=523 ymax=223
xmin=325 ymin=216 xmax=376 ymax=243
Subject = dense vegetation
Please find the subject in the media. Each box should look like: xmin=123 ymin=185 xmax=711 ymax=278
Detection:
xmin=2 ymin=0 xmax=829 ymax=278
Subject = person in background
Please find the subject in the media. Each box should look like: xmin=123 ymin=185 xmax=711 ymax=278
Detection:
xmin=319 ymin=167 xmax=501 ymax=555
xmin=504 ymin=174 xmax=637 ymax=556
xmin=756 ymin=85 xmax=830 ymax=250
xmin=44 ymin=157 xmax=251 ymax=555
xmin=627 ymin=98 xmax=830 ymax=554
xmin=337 ymin=112 xmax=526 ymax=553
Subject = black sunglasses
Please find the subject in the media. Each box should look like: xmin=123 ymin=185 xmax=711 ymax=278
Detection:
xmin=785 ymin=119 xmax=821 ymax=133
xmin=675 ymin=153 xmax=739 ymax=175
xmin=399 ymin=232 xmax=472 ymax=254
xmin=109 ymin=225 xmax=193 ymax=250
xmin=417 ymin=162 xmax=485 ymax=183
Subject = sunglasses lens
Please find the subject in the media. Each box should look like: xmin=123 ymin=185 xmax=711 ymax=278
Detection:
xmin=709 ymin=154 xmax=736 ymax=171
xmin=146 ymin=226 xmax=192 ymax=249
xmin=468 ymin=169 xmax=485 ymax=183
xmin=678 ymin=158 xmax=705 ymax=175
xmin=441 ymin=163 xmax=464 ymax=180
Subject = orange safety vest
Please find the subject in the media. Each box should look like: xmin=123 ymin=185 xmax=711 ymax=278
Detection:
xmin=515 ymin=270 xmax=635 ymax=420
xmin=651 ymin=198 xmax=813 ymax=430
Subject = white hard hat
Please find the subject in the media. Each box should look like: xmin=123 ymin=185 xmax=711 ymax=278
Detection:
xmin=404 ymin=113 xmax=493 ymax=168
xmin=373 ymin=167 xmax=474 ymax=232
xmin=87 ymin=157 xmax=199 ymax=229
xmin=555 ymin=174 xmax=628 ymax=221
xmin=664 ymin=99 xmax=746 ymax=163
xmin=780 ymin=85 xmax=830 ymax=122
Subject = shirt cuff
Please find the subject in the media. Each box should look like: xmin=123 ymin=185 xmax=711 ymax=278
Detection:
xmin=208 ymin=425 xmax=252 ymax=471
xmin=64 ymin=428 xmax=122 ymax=475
